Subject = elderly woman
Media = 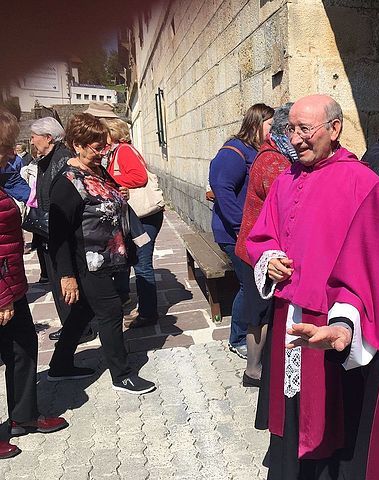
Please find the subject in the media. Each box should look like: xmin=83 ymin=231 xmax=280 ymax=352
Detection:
xmin=235 ymin=103 xmax=298 ymax=389
xmin=0 ymin=108 xmax=67 ymax=459
xmin=103 ymin=118 xmax=164 ymax=328
xmin=47 ymin=113 xmax=155 ymax=395
xmin=29 ymin=117 xmax=95 ymax=343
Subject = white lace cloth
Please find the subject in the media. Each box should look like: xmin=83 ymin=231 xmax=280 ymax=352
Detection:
xmin=284 ymin=347 xmax=301 ymax=397
xmin=284 ymin=304 xmax=303 ymax=397
xmin=254 ymin=249 xmax=287 ymax=299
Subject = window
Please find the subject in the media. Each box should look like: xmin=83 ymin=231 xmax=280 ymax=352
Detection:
xmin=155 ymin=87 xmax=167 ymax=153
xmin=76 ymin=94 xmax=82 ymax=100
xmin=99 ymin=95 xmax=104 ymax=101
xmin=170 ymin=17 xmax=176 ymax=37
xmin=138 ymin=13 xmax=144 ymax=48
xmin=144 ymin=7 xmax=152 ymax=26
xmin=92 ymin=95 xmax=96 ymax=100
xmin=106 ymin=96 xmax=112 ymax=101
xmin=84 ymin=94 xmax=89 ymax=100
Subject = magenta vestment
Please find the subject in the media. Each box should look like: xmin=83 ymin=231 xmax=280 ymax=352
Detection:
xmin=247 ymin=147 xmax=379 ymax=314
xmin=246 ymin=147 xmax=379 ymax=462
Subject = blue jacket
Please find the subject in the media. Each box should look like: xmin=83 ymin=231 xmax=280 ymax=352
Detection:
xmin=209 ymin=138 xmax=257 ymax=244
xmin=0 ymin=158 xmax=31 ymax=203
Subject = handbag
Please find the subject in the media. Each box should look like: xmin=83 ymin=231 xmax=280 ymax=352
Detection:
xmin=22 ymin=207 xmax=49 ymax=238
xmin=112 ymin=144 xmax=165 ymax=219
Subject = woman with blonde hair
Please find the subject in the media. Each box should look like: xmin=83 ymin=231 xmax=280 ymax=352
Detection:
xmin=104 ymin=117 xmax=164 ymax=329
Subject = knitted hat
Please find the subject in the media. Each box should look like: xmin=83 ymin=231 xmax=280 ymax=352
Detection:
xmin=84 ymin=101 xmax=119 ymax=118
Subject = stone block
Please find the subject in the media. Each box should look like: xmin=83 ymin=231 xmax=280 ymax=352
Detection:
xmin=241 ymin=72 xmax=264 ymax=106
xmin=288 ymin=57 xmax=318 ymax=99
xmin=288 ymin=3 xmax=338 ymax=58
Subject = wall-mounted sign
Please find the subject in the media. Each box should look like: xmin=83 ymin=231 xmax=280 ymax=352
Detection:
xmin=19 ymin=63 xmax=60 ymax=92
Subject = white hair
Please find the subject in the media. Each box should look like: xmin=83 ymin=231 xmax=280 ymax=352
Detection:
xmin=325 ymin=99 xmax=343 ymax=125
xmin=31 ymin=117 xmax=65 ymax=142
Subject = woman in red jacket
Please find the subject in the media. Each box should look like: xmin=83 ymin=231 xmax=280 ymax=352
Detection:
xmin=0 ymin=109 xmax=67 ymax=459
xmin=235 ymin=103 xmax=297 ymax=388
xmin=104 ymin=118 xmax=164 ymax=328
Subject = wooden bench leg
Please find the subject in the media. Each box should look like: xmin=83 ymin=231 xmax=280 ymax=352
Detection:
xmin=186 ymin=250 xmax=196 ymax=281
xmin=206 ymin=278 xmax=222 ymax=323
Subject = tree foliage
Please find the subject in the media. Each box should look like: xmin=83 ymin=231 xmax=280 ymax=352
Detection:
xmin=78 ymin=47 xmax=120 ymax=86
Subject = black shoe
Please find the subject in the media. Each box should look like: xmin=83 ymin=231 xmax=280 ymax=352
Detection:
xmin=112 ymin=374 xmax=156 ymax=395
xmin=48 ymin=328 xmax=96 ymax=344
xmin=38 ymin=276 xmax=49 ymax=284
xmin=128 ymin=315 xmax=159 ymax=329
xmin=47 ymin=367 xmax=95 ymax=382
xmin=242 ymin=371 xmax=261 ymax=388
xmin=77 ymin=330 xmax=97 ymax=345
xmin=49 ymin=328 xmax=62 ymax=341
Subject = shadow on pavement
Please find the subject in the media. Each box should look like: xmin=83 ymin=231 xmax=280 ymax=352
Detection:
xmin=35 ymin=348 xmax=105 ymax=417
xmin=123 ymin=267 xmax=193 ymax=353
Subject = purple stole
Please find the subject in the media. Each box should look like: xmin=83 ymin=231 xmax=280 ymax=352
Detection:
xmin=269 ymin=298 xmax=345 ymax=459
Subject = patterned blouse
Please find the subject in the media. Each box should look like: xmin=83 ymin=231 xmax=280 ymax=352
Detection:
xmin=49 ymin=164 xmax=130 ymax=275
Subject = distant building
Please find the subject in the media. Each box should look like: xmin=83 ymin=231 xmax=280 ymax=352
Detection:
xmin=4 ymin=59 xmax=117 ymax=112
xmin=70 ymin=84 xmax=117 ymax=105
xmin=120 ymin=0 xmax=379 ymax=232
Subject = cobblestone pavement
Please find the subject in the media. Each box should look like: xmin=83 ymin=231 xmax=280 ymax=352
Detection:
xmin=0 ymin=209 xmax=269 ymax=479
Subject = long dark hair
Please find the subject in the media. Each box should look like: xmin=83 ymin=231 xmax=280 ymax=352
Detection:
xmin=233 ymin=103 xmax=274 ymax=150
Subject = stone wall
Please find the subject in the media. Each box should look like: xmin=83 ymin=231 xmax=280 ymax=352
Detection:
xmin=17 ymin=103 xmax=127 ymax=144
xmin=137 ymin=0 xmax=290 ymax=232
xmin=52 ymin=103 xmax=127 ymax=128
xmin=288 ymin=0 xmax=379 ymax=157
xmin=135 ymin=0 xmax=379 ymax=232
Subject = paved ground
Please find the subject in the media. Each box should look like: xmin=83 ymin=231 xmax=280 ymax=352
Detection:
xmin=0 ymin=209 xmax=269 ymax=479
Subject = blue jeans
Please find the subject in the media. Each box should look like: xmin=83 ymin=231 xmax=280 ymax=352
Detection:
xmin=219 ymin=243 xmax=247 ymax=347
xmin=114 ymin=210 xmax=164 ymax=318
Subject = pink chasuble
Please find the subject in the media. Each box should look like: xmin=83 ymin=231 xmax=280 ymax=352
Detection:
xmin=327 ymin=183 xmax=379 ymax=477
xmin=246 ymin=147 xmax=379 ymax=459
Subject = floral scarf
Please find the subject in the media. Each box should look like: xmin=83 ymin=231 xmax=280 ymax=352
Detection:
xmin=270 ymin=133 xmax=298 ymax=164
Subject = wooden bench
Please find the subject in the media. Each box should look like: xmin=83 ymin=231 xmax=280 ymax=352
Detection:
xmin=181 ymin=232 xmax=237 ymax=322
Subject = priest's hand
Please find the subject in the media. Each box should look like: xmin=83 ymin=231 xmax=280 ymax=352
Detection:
xmin=286 ymin=323 xmax=352 ymax=351
xmin=268 ymin=257 xmax=294 ymax=282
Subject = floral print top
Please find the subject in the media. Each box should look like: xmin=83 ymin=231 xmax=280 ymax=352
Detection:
xmin=49 ymin=164 xmax=130 ymax=274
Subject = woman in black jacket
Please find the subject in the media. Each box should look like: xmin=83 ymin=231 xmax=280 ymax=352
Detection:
xmin=30 ymin=117 xmax=95 ymax=342
xmin=46 ymin=113 xmax=155 ymax=395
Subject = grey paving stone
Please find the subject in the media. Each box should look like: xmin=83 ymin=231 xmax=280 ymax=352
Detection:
xmin=61 ymin=465 xmax=92 ymax=480
xmin=90 ymin=448 xmax=120 ymax=476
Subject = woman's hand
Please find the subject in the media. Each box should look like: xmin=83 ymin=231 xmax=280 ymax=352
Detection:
xmin=119 ymin=187 xmax=130 ymax=201
xmin=286 ymin=323 xmax=352 ymax=351
xmin=0 ymin=302 xmax=14 ymax=326
xmin=268 ymin=257 xmax=294 ymax=282
xmin=60 ymin=276 xmax=80 ymax=305
xmin=205 ymin=190 xmax=215 ymax=202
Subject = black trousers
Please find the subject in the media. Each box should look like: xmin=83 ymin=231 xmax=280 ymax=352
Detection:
xmin=0 ymin=296 xmax=38 ymax=427
xmin=43 ymin=247 xmax=92 ymax=335
xmin=49 ymin=270 xmax=132 ymax=384
xmin=31 ymin=233 xmax=48 ymax=279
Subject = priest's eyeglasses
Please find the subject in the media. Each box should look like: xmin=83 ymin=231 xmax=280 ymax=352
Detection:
xmin=286 ymin=120 xmax=332 ymax=140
